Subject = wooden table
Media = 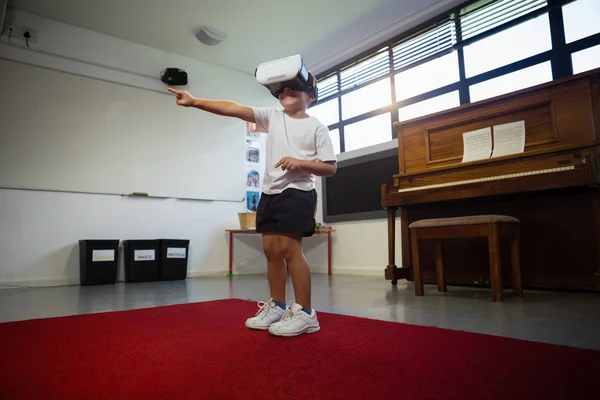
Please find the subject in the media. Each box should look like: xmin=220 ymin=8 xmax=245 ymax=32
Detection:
xmin=225 ymin=229 xmax=334 ymax=275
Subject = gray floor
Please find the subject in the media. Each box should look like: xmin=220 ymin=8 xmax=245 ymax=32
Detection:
xmin=1 ymin=274 xmax=600 ymax=351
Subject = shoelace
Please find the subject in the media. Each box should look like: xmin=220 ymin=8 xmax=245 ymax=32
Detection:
xmin=279 ymin=308 xmax=296 ymax=324
xmin=254 ymin=299 xmax=273 ymax=317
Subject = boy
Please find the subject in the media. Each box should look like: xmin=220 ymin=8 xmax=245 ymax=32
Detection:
xmin=168 ymin=70 xmax=337 ymax=337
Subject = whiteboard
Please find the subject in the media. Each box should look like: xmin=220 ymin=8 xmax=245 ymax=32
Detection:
xmin=0 ymin=59 xmax=245 ymax=201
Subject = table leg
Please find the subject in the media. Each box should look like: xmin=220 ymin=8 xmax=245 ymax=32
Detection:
xmin=228 ymin=231 xmax=233 ymax=276
xmin=327 ymin=231 xmax=332 ymax=275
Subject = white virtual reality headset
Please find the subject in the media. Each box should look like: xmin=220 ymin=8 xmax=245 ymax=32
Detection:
xmin=255 ymin=54 xmax=318 ymax=107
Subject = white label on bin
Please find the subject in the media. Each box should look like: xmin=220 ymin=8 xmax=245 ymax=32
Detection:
xmin=92 ymin=249 xmax=115 ymax=262
xmin=134 ymin=249 xmax=155 ymax=261
xmin=167 ymin=247 xmax=186 ymax=259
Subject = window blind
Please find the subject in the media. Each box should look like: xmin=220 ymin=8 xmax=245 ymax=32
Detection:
xmin=392 ymin=20 xmax=456 ymax=71
xmin=339 ymin=48 xmax=390 ymax=91
xmin=317 ymin=75 xmax=339 ymax=101
xmin=460 ymin=0 xmax=548 ymax=41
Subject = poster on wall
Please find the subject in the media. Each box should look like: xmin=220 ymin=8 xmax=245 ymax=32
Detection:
xmin=246 ymin=139 xmax=260 ymax=163
xmin=246 ymin=191 xmax=260 ymax=211
xmin=246 ymin=167 xmax=260 ymax=189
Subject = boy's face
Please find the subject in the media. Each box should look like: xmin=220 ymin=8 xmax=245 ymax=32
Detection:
xmin=278 ymin=88 xmax=315 ymax=111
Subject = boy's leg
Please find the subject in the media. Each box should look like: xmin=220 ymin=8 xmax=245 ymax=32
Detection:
xmin=263 ymin=233 xmax=287 ymax=306
xmin=245 ymin=194 xmax=287 ymax=330
xmin=279 ymin=233 xmax=310 ymax=309
xmin=256 ymin=193 xmax=286 ymax=304
xmin=268 ymin=232 xmax=320 ymax=336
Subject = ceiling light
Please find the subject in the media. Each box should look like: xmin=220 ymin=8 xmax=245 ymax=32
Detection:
xmin=195 ymin=26 xmax=227 ymax=46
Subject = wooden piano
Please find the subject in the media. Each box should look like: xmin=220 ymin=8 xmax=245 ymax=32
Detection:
xmin=382 ymin=67 xmax=600 ymax=291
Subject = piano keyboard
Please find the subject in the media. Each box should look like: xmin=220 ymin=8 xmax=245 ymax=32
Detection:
xmin=397 ymin=165 xmax=575 ymax=193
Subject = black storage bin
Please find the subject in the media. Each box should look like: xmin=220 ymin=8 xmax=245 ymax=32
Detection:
xmin=79 ymin=240 xmax=120 ymax=285
xmin=122 ymin=240 xmax=160 ymax=283
xmin=159 ymin=239 xmax=190 ymax=280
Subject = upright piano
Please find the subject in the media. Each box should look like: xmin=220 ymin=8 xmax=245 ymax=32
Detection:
xmin=382 ymin=68 xmax=600 ymax=291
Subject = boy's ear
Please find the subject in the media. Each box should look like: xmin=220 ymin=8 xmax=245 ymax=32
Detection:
xmin=305 ymin=91 xmax=316 ymax=108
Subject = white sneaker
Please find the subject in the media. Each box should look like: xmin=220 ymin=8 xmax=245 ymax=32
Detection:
xmin=268 ymin=303 xmax=320 ymax=337
xmin=245 ymin=298 xmax=286 ymax=330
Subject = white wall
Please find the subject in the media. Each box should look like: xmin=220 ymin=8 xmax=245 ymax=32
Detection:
xmin=314 ymin=140 xmax=402 ymax=277
xmin=0 ymin=9 xmax=279 ymax=286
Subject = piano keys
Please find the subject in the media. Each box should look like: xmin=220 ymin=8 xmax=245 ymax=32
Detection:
xmin=382 ymin=67 xmax=600 ymax=291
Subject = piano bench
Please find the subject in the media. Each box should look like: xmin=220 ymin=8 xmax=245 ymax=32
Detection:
xmin=409 ymin=215 xmax=523 ymax=302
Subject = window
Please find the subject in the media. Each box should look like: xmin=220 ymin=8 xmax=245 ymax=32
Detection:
xmin=398 ymin=91 xmax=460 ymax=122
xmin=341 ymin=78 xmax=391 ymax=120
xmin=344 ymin=113 xmax=392 ymax=152
xmin=463 ymin=14 xmax=552 ymax=77
xmin=394 ymin=52 xmax=459 ymax=101
xmin=315 ymin=0 xmax=600 ymax=157
xmin=309 ymin=98 xmax=338 ymax=127
xmin=572 ymin=44 xmax=600 ymax=74
xmin=329 ymin=129 xmax=341 ymax=155
xmin=469 ymin=62 xmax=553 ymax=102
xmin=562 ymin=0 xmax=600 ymax=44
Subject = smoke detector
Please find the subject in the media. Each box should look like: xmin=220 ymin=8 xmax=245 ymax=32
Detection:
xmin=195 ymin=26 xmax=227 ymax=46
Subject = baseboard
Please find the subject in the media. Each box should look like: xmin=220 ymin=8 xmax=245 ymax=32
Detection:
xmin=187 ymin=269 xmax=229 ymax=278
xmin=326 ymin=267 xmax=383 ymax=276
xmin=0 ymin=270 xmax=247 ymax=287
xmin=187 ymin=269 xmax=270 ymax=277
xmin=0 ymin=267 xmax=382 ymax=288
xmin=0 ymin=276 xmax=79 ymax=288
xmin=188 ymin=268 xmax=383 ymax=277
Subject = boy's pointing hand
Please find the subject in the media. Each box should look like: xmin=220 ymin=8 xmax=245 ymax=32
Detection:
xmin=168 ymin=88 xmax=195 ymax=107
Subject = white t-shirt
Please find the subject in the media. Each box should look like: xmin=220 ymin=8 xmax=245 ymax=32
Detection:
xmin=253 ymin=107 xmax=337 ymax=195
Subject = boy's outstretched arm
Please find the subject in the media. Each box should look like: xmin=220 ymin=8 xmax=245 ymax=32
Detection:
xmin=168 ymin=88 xmax=255 ymax=123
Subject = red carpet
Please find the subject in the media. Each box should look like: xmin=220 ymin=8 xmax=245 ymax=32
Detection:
xmin=0 ymin=298 xmax=596 ymax=399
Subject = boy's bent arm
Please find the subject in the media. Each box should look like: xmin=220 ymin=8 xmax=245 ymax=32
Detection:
xmin=192 ymin=99 xmax=255 ymax=123
xmin=301 ymin=160 xmax=337 ymax=177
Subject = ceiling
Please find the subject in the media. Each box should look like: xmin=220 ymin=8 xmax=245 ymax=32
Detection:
xmin=7 ymin=0 xmax=460 ymax=75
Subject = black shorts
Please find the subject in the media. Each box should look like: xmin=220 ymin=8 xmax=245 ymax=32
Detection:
xmin=256 ymin=188 xmax=317 ymax=237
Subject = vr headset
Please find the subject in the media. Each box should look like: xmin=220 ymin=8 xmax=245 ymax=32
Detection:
xmin=255 ymin=54 xmax=318 ymax=107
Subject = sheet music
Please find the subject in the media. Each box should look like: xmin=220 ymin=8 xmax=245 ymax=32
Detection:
xmin=462 ymin=127 xmax=492 ymax=163
xmin=492 ymin=120 xmax=525 ymax=158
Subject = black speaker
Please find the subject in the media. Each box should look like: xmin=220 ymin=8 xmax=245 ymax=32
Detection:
xmin=160 ymin=68 xmax=188 ymax=86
